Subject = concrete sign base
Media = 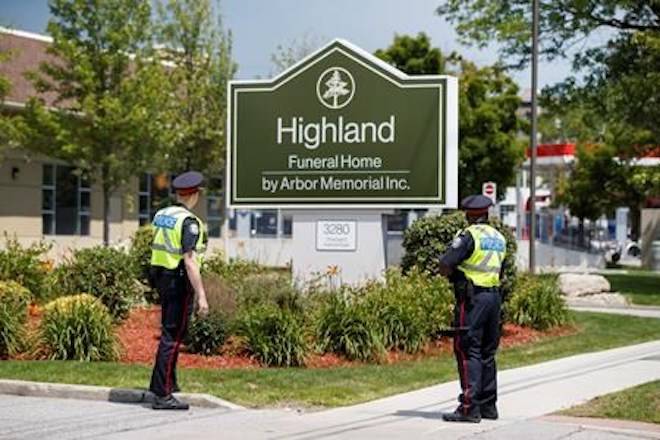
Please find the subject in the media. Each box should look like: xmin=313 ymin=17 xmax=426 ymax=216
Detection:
xmin=289 ymin=210 xmax=390 ymax=287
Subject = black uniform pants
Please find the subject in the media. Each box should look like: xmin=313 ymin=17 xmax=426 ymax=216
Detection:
xmin=453 ymin=288 xmax=501 ymax=416
xmin=149 ymin=272 xmax=193 ymax=397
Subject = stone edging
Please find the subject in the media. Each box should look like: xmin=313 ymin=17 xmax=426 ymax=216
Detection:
xmin=0 ymin=379 xmax=244 ymax=410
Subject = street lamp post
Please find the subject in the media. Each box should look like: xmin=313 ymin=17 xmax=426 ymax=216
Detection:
xmin=529 ymin=0 xmax=539 ymax=273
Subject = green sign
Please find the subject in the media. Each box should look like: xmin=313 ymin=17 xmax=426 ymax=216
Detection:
xmin=227 ymin=39 xmax=458 ymax=208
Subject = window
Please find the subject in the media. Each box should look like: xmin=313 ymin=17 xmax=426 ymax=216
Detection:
xmin=139 ymin=173 xmax=174 ymax=226
xmin=42 ymin=164 xmax=90 ymax=235
xmin=206 ymin=176 xmax=224 ymax=238
xmin=251 ymin=210 xmax=278 ymax=236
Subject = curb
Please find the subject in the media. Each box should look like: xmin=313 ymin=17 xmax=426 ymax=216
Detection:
xmin=0 ymin=379 xmax=244 ymax=410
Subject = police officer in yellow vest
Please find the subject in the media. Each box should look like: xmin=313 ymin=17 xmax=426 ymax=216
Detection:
xmin=149 ymin=171 xmax=209 ymax=410
xmin=439 ymin=195 xmax=506 ymax=423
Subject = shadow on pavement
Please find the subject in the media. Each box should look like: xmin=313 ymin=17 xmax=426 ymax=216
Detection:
xmin=108 ymin=388 xmax=154 ymax=409
xmin=394 ymin=410 xmax=443 ymax=420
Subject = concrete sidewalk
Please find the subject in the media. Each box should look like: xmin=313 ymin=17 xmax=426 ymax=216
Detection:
xmin=570 ymin=304 xmax=660 ymax=319
xmin=2 ymin=340 xmax=660 ymax=439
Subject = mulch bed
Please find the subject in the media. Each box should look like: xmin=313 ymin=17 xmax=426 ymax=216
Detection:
xmin=116 ymin=306 xmax=577 ymax=370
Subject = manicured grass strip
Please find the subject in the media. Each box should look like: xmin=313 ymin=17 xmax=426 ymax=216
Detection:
xmin=1 ymin=312 xmax=660 ymax=408
xmin=559 ymin=380 xmax=660 ymax=424
xmin=602 ymin=272 xmax=660 ymax=306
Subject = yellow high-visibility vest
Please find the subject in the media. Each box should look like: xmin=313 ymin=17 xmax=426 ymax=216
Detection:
xmin=150 ymin=205 xmax=206 ymax=270
xmin=458 ymin=224 xmax=506 ymax=288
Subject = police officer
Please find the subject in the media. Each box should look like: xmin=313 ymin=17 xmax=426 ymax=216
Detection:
xmin=149 ymin=171 xmax=209 ymax=410
xmin=439 ymin=195 xmax=506 ymax=423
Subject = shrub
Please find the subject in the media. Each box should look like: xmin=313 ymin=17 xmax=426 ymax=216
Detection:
xmin=377 ymin=268 xmax=454 ymax=341
xmin=506 ymin=274 xmax=569 ymax=330
xmin=0 ymin=281 xmax=31 ymax=357
xmin=203 ymin=253 xmax=265 ymax=284
xmin=203 ymin=274 xmax=238 ymax=319
xmin=129 ymin=226 xmax=158 ymax=303
xmin=238 ymin=305 xmax=307 ymax=367
xmin=315 ymin=293 xmax=385 ymax=362
xmin=401 ymin=212 xmax=518 ymax=298
xmin=39 ymin=294 xmax=118 ymax=361
xmin=52 ymin=246 xmax=143 ymax=320
xmin=185 ymin=312 xmax=228 ymax=356
xmin=235 ymin=272 xmax=302 ymax=314
xmin=0 ymin=236 xmax=52 ymax=302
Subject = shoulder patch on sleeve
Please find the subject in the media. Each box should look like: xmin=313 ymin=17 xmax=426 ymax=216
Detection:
xmin=451 ymin=236 xmax=463 ymax=249
xmin=188 ymin=222 xmax=200 ymax=235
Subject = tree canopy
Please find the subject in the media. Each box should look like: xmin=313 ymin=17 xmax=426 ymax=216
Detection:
xmin=376 ymin=33 xmax=524 ymax=200
xmin=436 ymin=0 xmax=660 ymax=68
xmin=155 ymin=0 xmax=236 ymax=177
xmin=21 ymin=0 xmax=167 ymax=244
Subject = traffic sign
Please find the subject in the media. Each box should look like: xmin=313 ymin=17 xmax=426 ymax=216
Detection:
xmin=482 ymin=181 xmax=497 ymax=203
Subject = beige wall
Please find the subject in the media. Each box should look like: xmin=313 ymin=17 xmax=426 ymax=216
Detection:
xmin=0 ymin=153 xmax=225 ymax=261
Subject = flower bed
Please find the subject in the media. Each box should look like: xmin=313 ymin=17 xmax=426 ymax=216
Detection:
xmin=112 ymin=306 xmax=574 ymax=369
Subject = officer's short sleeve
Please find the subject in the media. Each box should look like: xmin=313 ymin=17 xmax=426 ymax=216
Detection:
xmin=439 ymin=231 xmax=475 ymax=269
xmin=181 ymin=217 xmax=201 ymax=254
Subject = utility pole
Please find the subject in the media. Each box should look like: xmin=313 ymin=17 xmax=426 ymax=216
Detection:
xmin=529 ymin=0 xmax=539 ymax=273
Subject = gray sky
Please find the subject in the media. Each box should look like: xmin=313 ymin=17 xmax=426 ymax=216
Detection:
xmin=1 ymin=0 xmax=577 ymax=90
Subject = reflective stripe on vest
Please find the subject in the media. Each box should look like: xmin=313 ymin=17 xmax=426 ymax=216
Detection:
xmin=458 ymin=224 xmax=506 ymax=288
xmin=150 ymin=205 xmax=206 ymax=270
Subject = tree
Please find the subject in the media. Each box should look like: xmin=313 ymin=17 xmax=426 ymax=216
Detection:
xmin=21 ymin=0 xmax=167 ymax=245
xmin=541 ymin=31 xmax=660 ymax=238
xmin=270 ymin=32 xmax=325 ymax=74
xmin=436 ymin=0 xmax=660 ymax=68
xmin=155 ymin=0 xmax=236 ymax=177
xmin=376 ymin=33 xmax=524 ymax=200
xmin=0 ymin=46 xmax=15 ymax=157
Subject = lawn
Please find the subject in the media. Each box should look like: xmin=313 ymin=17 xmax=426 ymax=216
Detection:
xmin=559 ymin=380 xmax=660 ymax=424
xmin=602 ymin=271 xmax=660 ymax=306
xmin=2 ymin=312 xmax=660 ymax=408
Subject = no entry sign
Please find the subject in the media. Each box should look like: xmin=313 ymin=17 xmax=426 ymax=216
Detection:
xmin=482 ymin=181 xmax=497 ymax=203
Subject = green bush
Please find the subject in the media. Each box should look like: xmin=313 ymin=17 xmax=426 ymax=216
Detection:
xmin=0 ymin=236 xmax=52 ymax=302
xmin=129 ymin=226 xmax=158 ymax=303
xmin=315 ymin=294 xmax=385 ymax=362
xmin=507 ymin=274 xmax=569 ymax=330
xmin=372 ymin=269 xmax=454 ymax=345
xmin=39 ymin=294 xmax=118 ymax=361
xmin=0 ymin=281 xmax=31 ymax=357
xmin=52 ymin=246 xmax=143 ymax=320
xmin=235 ymin=273 xmax=302 ymax=314
xmin=238 ymin=305 xmax=307 ymax=367
xmin=401 ymin=212 xmax=517 ymax=298
xmin=203 ymin=253 xmax=265 ymax=284
xmin=185 ymin=312 xmax=228 ymax=356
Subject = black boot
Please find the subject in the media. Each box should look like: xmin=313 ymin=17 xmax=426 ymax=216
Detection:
xmin=481 ymin=404 xmax=498 ymax=420
xmin=152 ymin=394 xmax=189 ymax=410
xmin=442 ymin=406 xmax=481 ymax=423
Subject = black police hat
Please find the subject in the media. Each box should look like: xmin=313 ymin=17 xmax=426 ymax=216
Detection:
xmin=172 ymin=171 xmax=204 ymax=194
xmin=461 ymin=194 xmax=493 ymax=211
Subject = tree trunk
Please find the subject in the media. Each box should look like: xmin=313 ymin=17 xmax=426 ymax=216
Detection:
xmin=102 ymin=165 xmax=111 ymax=246
xmin=630 ymin=205 xmax=641 ymax=241
xmin=103 ymin=184 xmax=110 ymax=246
xmin=578 ymin=217 xmax=585 ymax=249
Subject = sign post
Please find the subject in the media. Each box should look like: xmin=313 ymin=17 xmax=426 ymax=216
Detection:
xmin=227 ymin=40 xmax=458 ymax=285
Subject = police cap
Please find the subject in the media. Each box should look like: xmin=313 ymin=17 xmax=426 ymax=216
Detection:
xmin=461 ymin=194 xmax=493 ymax=212
xmin=172 ymin=171 xmax=204 ymax=195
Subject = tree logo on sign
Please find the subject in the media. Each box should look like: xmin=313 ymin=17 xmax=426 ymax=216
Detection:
xmin=316 ymin=67 xmax=355 ymax=109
